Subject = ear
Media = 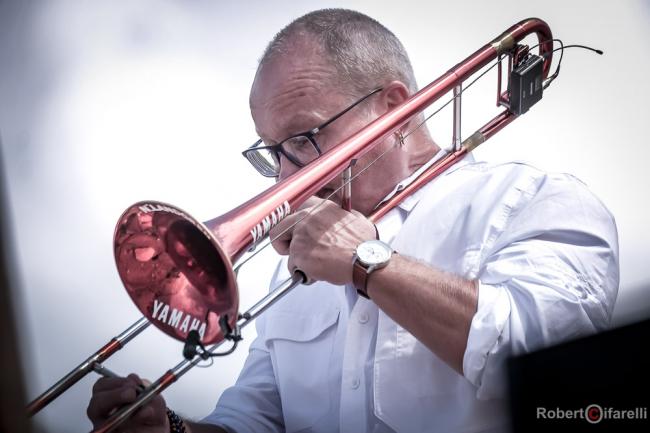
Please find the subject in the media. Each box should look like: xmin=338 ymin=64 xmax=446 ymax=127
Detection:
xmin=377 ymin=81 xmax=410 ymax=112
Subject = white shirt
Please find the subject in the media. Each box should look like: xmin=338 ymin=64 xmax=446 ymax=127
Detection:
xmin=203 ymin=153 xmax=619 ymax=433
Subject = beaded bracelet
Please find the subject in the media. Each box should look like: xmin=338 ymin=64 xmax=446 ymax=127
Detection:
xmin=166 ymin=408 xmax=187 ymax=433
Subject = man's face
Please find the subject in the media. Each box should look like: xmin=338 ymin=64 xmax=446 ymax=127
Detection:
xmin=249 ymin=40 xmax=407 ymax=215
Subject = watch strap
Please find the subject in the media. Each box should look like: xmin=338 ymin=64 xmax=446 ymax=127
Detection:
xmin=353 ymin=259 xmax=371 ymax=299
xmin=351 ymin=229 xmax=386 ymax=299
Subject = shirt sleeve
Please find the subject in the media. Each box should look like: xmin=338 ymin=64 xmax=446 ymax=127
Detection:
xmin=201 ymin=304 xmax=284 ymax=432
xmin=462 ymin=172 xmax=620 ymax=399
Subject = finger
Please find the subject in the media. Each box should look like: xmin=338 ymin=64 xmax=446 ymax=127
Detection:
xmin=270 ymin=198 xmax=327 ymax=254
xmin=128 ymin=373 xmax=153 ymax=392
xmin=126 ymin=372 xmax=165 ymax=425
xmin=270 ymin=227 xmax=292 ymax=255
xmin=270 ymin=211 xmax=306 ymax=254
xmin=127 ymin=373 xmax=144 ymax=387
xmin=92 ymin=376 xmax=130 ymax=393
xmin=132 ymin=404 xmax=156 ymax=425
xmin=132 ymin=394 xmax=167 ymax=426
xmin=87 ymin=385 xmax=138 ymax=423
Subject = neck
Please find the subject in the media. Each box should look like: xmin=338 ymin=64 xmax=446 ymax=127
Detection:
xmin=407 ymin=133 xmax=440 ymax=174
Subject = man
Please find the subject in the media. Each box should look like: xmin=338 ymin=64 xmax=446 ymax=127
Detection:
xmin=87 ymin=9 xmax=619 ymax=433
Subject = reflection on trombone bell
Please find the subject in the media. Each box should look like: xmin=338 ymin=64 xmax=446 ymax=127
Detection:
xmin=25 ymin=17 xmax=604 ymax=433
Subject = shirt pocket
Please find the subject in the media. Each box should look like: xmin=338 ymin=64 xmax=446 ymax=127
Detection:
xmin=264 ymin=309 xmax=340 ymax=433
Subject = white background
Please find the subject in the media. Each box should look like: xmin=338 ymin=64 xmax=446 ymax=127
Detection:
xmin=1 ymin=1 xmax=648 ymax=432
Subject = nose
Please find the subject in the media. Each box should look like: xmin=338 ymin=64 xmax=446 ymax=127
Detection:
xmin=277 ymin=154 xmax=301 ymax=181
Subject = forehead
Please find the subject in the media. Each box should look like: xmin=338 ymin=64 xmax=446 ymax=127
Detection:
xmin=250 ymin=43 xmax=347 ymax=137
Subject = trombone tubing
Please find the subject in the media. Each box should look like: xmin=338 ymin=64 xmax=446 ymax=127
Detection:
xmin=26 ymin=317 xmax=151 ymax=416
xmin=206 ymin=18 xmax=552 ymax=264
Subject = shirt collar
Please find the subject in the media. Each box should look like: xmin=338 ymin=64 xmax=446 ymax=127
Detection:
xmin=376 ymin=148 xmax=476 ymax=214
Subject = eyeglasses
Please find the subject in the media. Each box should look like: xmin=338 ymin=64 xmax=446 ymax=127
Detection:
xmin=242 ymin=87 xmax=383 ymax=178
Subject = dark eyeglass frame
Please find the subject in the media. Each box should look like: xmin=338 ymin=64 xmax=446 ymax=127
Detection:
xmin=243 ymin=87 xmax=383 ymax=177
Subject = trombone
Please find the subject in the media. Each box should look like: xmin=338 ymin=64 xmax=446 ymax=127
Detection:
xmin=27 ymin=18 xmax=554 ymax=432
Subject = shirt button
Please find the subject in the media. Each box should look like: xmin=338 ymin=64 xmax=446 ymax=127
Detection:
xmin=351 ymin=378 xmax=360 ymax=389
xmin=358 ymin=313 xmax=369 ymax=324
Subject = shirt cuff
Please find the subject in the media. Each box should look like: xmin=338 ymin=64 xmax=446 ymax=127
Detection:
xmin=462 ymin=282 xmax=511 ymax=390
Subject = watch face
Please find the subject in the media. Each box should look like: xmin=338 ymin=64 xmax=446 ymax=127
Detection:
xmin=356 ymin=240 xmax=392 ymax=266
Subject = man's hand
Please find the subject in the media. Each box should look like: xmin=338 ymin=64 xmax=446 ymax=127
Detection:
xmin=87 ymin=374 xmax=169 ymax=433
xmin=270 ymin=197 xmax=376 ymax=285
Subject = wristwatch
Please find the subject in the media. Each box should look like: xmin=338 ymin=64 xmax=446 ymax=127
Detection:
xmin=352 ymin=239 xmax=393 ymax=299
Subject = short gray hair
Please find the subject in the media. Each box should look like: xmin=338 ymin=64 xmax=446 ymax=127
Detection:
xmin=260 ymin=9 xmax=418 ymax=97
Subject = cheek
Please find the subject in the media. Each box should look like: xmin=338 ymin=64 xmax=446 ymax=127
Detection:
xmin=352 ymin=144 xmax=395 ymax=183
xmin=321 ymin=115 xmax=372 ymax=149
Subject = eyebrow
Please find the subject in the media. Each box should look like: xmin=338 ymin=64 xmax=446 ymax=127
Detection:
xmin=285 ymin=112 xmax=327 ymax=134
xmin=258 ymin=111 xmax=327 ymax=143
